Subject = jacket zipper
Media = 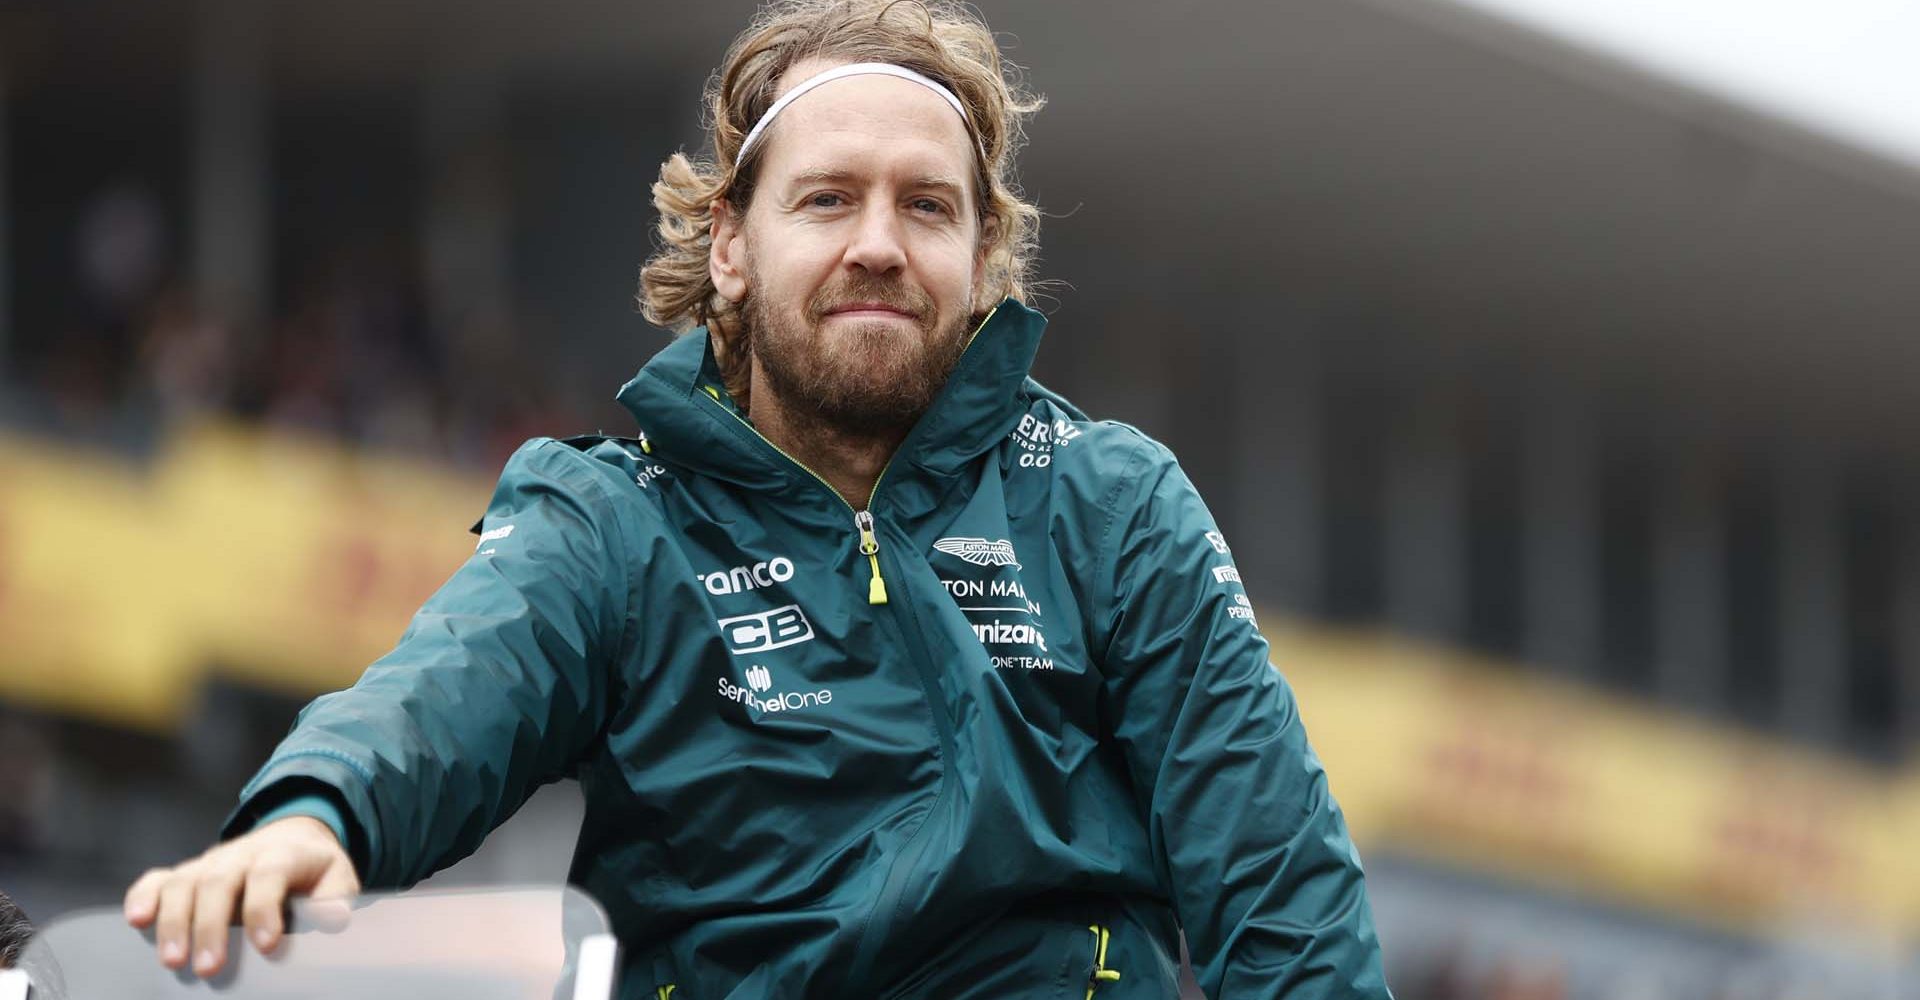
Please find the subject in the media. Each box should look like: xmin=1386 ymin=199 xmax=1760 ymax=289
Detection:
xmin=698 ymin=386 xmax=891 ymax=604
xmin=855 ymin=510 xmax=889 ymax=604
xmin=692 ymin=305 xmax=1001 ymax=994
xmin=836 ymin=545 xmax=959 ymax=996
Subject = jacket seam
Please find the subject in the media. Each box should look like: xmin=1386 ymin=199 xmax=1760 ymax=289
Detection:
xmin=531 ymin=439 xmax=641 ymax=734
xmin=265 ymin=746 xmax=376 ymax=787
xmin=553 ymin=441 xmax=641 ymax=670
xmin=1093 ymin=437 xmax=1156 ymax=655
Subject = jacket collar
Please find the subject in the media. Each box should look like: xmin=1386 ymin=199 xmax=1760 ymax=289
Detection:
xmin=615 ymin=297 xmax=1047 ymax=518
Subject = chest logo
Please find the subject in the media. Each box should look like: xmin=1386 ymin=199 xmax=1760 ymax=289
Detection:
xmin=699 ymin=556 xmax=796 ymax=596
xmin=717 ymin=604 xmax=816 ymax=654
xmin=718 ymin=663 xmax=833 ymax=716
xmin=933 ymin=537 xmax=1021 ymax=568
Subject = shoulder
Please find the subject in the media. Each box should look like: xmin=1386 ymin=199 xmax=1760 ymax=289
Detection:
xmin=480 ymin=434 xmax=675 ymax=534
xmin=493 ymin=433 xmax=669 ymax=491
xmin=1014 ymin=380 xmax=1178 ymax=491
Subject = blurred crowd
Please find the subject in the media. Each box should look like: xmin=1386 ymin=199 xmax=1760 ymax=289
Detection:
xmin=4 ymin=181 xmax=589 ymax=470
xmin=1392 ymin=951 xmax=1875 ymax=1000
xmin=1393 ymin=950 xmax=1568 ymax=1000
xmin=1386 ymin=939 xmax=1911 ymax=1000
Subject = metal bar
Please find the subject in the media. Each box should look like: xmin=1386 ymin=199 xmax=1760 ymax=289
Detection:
xmin=0 ymin=59 xmax=12 ymax=380
xmin=191 ymin=0 xmax=268 ymax=330
xmin=1776 ymin=444 xmax=1846 ymax=745
xmin=1652 ymin=431 xmax=1727 ymax=711
xmin=1232 ymin=319 xmax=1322 ymax=612
xmin=1384 ymin=380 xmax=1465 ymax=640
xmin=1523 ymin=383 xmax=1600 ymax=677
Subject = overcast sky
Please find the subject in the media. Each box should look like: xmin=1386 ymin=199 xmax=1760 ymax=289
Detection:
xmin=1453 ymin=0 xmax=1920 ymax=170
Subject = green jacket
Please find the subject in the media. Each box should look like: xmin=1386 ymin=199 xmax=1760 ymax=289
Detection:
xmin=226 ymin=299 xmax=1392 ymax=999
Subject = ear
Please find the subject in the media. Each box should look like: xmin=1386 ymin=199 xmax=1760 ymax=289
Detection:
xmin=710 ymin=198 xmax=749 ymax=304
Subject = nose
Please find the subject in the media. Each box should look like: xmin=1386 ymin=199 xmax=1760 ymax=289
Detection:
xmin=842 ymin=202 xmax=908 ymax=275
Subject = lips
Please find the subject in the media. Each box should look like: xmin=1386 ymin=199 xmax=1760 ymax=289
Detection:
xmin=824 ymin=302 xmax=917 ymax=319
xmin=811 ymin=275 xmax=932 ymax=322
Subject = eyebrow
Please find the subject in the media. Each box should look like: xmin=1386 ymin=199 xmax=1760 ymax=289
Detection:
xmin=783 ymin=167 xmax=969 ymax=202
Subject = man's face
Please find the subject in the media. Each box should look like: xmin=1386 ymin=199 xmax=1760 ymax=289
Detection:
xmin=712 ymin=60 xmax=986 ymax=435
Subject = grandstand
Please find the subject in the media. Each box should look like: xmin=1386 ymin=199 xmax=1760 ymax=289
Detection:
xmin=2 ymin=1 xmax=1918 ymax=996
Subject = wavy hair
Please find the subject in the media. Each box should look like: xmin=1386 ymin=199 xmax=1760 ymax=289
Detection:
xmin=638 ymin=0 xmax=1045 ymax=334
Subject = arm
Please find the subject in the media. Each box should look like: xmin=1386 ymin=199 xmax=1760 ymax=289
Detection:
xmin=127 ymin=438 xmax=635 ymax=977
xmin=227 ymin=438 xmax=635 ymax=885
xmin=1095 ymin=439 xmax=1391 ymax=999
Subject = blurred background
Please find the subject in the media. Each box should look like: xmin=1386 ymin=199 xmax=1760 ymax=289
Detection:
xmin=2 ymin=0 xmax=1919 ymax=996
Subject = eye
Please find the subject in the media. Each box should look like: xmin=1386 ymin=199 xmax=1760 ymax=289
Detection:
xmin=910 ymin=197 xmax=951 ymax=217
xmin=807 ymin=192 xmax=845 ymax=209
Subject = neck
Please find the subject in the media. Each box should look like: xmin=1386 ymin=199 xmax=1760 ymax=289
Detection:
xmin=745 ymin=363 xmax=907 ymax=511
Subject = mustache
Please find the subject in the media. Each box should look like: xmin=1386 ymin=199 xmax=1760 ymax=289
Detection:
xmin=809 ymin=275 xmax=933 ymax=319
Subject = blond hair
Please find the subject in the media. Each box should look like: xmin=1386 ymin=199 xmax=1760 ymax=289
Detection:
xmin=638 ymin=0 xmax=1045 ymax=332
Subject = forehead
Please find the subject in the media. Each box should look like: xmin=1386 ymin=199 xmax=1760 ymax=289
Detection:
xmin=753 ymin=64 xmax=976 ymax=188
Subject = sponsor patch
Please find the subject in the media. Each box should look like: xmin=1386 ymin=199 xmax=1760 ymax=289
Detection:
xmin=717 ymin=604 xmax=816 ymax=654
xmin=1008 ymin=414 xmax=1081 ymax=468
xmin=699 ymin=556 xmax=796 ymax=596
xmin=933 ymin=537 xmax=1021 ymax=568
xmin=717 ymin=663 xmax=834 ymax=716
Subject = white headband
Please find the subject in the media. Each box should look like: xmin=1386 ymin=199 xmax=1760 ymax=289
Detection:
xmin=736 ymin=62 xmax=970 ymax=162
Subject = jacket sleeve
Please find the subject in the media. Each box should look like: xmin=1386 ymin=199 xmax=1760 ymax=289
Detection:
xmin=1094 ymin=438 xmax=1391 ymax=999
xmin=221 ymin=439 xmax=635 ymax=887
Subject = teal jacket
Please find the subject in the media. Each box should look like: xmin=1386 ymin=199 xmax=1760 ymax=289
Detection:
xmin=226 ymin=299 xmax=1392 ymax=999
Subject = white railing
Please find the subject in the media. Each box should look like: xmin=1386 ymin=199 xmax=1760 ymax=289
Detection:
xmin=16 ymin=885 xmax=617 ymax=1000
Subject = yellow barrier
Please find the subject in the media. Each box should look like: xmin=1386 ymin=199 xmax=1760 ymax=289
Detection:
xmin=159 ymin=423 xmax=492 ymax=697
xmin=1276 ymin=625 xmax=1918 ymax=948
xmin=0 ymin=422 xmax=489 ymax=726
xmin=0 ymin=423 xmax=1915 ymax=942
xmin=0 ymin=436 xmax=190 ymax=727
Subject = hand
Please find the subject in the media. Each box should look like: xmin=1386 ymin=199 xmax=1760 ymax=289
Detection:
xmin=122 ymin=815 xmax=359 ymax=978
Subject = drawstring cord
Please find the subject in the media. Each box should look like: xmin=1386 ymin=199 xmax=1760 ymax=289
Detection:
xmin=1084 ymin=924 xmax=1122 ymax=999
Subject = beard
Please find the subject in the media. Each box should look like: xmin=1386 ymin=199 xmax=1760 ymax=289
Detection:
xmin=740 ymin=267 xmax=973 ymax=438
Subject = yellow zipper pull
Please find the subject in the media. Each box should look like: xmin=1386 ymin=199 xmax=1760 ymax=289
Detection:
xmin=855 ymin=510 xmax=888 ymax=604
xmin=1085 ymin=925 xmax=1122 ymax=999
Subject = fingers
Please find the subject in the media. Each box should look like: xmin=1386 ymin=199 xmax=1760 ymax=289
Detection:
xmin=310 ymin=857 xmax=361 ymax=901
xmin=124 ymin=867 xmax=169 ymax=928
xmin=130 ymin=817 xmax=360 ymax=977
xmin=300 ymin=896 xmax=355 ymax=934
xmin=153 ymin=872 xmax=198 ymax=970
xmin=240 ymin=866 xmax=290 ymax=955
xmin=302 ymin=859 xmax=361 ymax=933
xmin=189 ymin=867 xmax=244 ymax=975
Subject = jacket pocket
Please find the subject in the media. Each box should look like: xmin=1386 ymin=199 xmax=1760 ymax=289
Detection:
xmin=872 ymin=898 xmax=1179 ymax=999
xmin=873 ymin=911 xmax=1086 ymax=999
xmin=1089 ymin=902 xmax=1186 ymax=999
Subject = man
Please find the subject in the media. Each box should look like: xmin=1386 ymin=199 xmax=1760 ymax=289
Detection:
xmin=125 ymin=2 xmax=1394 ymax=996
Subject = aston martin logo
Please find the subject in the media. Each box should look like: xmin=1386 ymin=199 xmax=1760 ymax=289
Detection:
xmin=933 ymin=537 xmax=1021 ymax=568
